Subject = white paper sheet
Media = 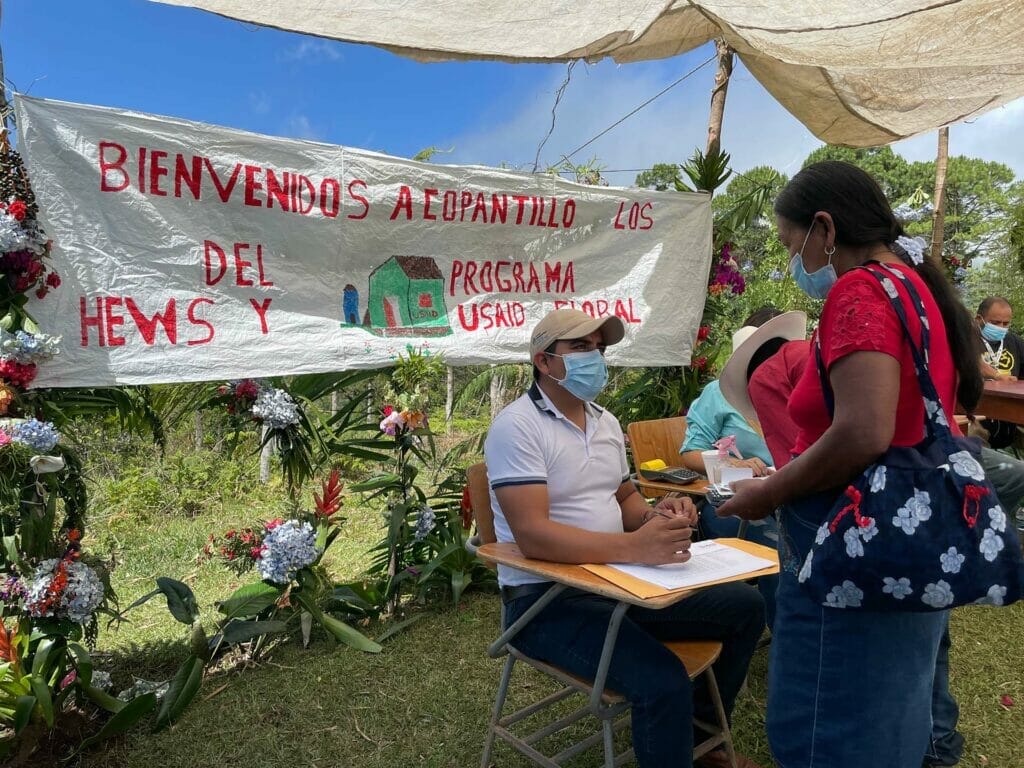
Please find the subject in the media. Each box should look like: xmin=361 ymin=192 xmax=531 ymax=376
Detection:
xmin=718 ymin=466 xmax=754 ymax=485
xmin=607 ymin=540 xmax=776 ymax=591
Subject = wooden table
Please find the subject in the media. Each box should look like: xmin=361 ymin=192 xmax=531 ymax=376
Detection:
xmin=977 ymin=380 xmax=1024 ymax=426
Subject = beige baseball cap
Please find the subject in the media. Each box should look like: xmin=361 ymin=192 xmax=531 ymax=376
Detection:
xmin=529 ymin=308 xmax=626 ymax=358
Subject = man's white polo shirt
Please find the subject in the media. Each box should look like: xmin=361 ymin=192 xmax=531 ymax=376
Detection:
xmin=484 ymin=382 xmax=630 ymax=586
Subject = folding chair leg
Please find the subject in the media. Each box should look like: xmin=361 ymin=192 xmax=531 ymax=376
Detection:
xmin=705 ymin=667 xmax=738 ymax=768
xmin=481 ymin=655 xmax=516 ymax=768
xmin=602 ymin=719 xmax=616 ymax=768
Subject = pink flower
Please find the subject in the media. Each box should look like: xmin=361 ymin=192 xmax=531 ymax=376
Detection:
xmin=0 ymin=430 xmax=10 ymax=447
xmin=379 ymin=410 xmax=406 ymax=436
xmin=60 ymin=670 xmax=77 ymax=690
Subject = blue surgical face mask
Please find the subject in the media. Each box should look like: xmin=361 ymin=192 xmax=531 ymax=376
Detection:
xmin=982 ymin=322 xmax=1009 ymax=343
xmin=547 ymin=349 xmax=608 ymax=401
xmin=788 ymin=223 xmax=837 ymax=300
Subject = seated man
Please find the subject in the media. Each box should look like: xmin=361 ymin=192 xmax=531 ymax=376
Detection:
xmin=485 ymin=308 xmax=766 ymax=768
xmin=975 ymin=296 xmax=1024 ymax=451
xmin=682 ymin=307 xmax=807 ymax=628
xmin=735 ymin=336 xmax=1024 ymax=768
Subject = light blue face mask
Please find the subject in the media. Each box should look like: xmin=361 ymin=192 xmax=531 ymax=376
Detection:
xmin=548 ymin=349 xmax=608 ymax=401
xmin=788 ymin=223 xmax=837 ymax=300
xmin=982 ymin=322 xmax=1009 ymax=343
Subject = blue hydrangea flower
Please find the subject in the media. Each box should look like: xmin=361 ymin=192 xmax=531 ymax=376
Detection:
xmin=769 ymin=269 xmax=785 ymax=281
xmin=257 ymin=520 xmax=319 ymax=584
xmin=954 ymin=266 xmax=968 ymax=280
xmin=11 ymin=419 xmax=60 ymax=452
xmin=252 ymin=388 xmax=300 ymax=430
xmin=0 ymin=330 xmax=62 ymax=365
xmin=414 ymin=505 xmax=437 ymax=542
xmin=25 ymin=559 xmax=104 ymax=623
xmin=0 ymin=212 xmax=29 ymax=253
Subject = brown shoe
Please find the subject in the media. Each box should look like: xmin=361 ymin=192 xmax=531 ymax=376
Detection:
xmin=694 ymin=748 xmax=765 ymax=768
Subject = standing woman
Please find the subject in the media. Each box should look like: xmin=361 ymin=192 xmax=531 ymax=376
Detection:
xmin=716 ymin=161 xmax=983 ymax=767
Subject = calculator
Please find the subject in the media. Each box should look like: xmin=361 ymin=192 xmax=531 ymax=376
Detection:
xmin=705 ymin=484 xmax=735 ymax=508
xmin=639 ymin=466 xmax=700 ymax=485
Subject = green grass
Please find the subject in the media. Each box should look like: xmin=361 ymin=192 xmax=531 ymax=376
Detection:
xmin=78 ymin=490 xmax=1024 ymax=767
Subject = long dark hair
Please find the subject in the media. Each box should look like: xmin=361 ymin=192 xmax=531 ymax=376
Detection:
xmin=774 ymin=161 xmax=983 ymax=409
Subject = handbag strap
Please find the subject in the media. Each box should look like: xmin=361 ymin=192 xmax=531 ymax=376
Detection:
xmin=814 ymin=262 xmax=953 ymax=445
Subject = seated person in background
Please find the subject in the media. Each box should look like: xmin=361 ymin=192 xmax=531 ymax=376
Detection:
xmin=738 ymin=335 xmax=1024 ymax=768
xmin=485 ymin=307 xmax=766 ymax=768
xmin=681 ymin=307 xmax=807 ymax=628
xmin=975 ymin=296 xmax=1024 ymax=451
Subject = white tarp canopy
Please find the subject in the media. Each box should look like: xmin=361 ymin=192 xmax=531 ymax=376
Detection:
xmin=15 ymin=94 xmax=711 ymax=386
xmin=152 ymin=0 xmax=1024 ymax=148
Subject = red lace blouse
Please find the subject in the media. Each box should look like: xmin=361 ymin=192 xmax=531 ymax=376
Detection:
xmin=789 ymin=262 xmax=962 ymax=455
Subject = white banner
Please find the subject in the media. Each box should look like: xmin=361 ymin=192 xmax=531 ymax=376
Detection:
xmin=15 ymin=94 xmax=712 ymax=387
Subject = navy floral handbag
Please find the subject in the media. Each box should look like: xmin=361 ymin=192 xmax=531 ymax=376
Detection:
xmin=798 ymin=262 xmax=1024 ymax=611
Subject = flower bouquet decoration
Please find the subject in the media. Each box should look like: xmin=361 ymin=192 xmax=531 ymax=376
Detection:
xmin=202 ymin=469 xmax=381 ymax=653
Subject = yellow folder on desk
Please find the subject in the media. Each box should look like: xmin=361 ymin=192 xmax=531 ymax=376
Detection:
xmin=581 ymin=538 xmax=779 ymax=600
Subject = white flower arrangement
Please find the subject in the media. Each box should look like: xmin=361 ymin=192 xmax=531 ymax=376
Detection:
xmin=25 ymin=558 xmax=104 ymax=624
xmin=894 ymin=235 xmax=927 ymax=265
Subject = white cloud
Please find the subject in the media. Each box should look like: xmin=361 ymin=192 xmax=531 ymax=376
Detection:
xmin=249 ymin=90 xmax=271 ymax=115
xmin=280 ymin=39 xmax=343 ymax=62
xmin=285 ymin=114 xmax=323 ymax=140
xmin=441 ymin=52 xmax=1024 ymax=189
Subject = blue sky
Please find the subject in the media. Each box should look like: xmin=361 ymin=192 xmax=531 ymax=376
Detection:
xmin=8 ymin=0 xmax=1024 ymax=186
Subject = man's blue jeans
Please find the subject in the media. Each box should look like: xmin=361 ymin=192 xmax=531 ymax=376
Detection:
xmin=503 ymin=581 xmax=765 ymax=767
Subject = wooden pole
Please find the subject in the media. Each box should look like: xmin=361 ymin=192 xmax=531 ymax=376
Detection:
xmin=705 ymin=39 xmax=734 ymax=157
xmin=930 ymin=126 xmax=950 ymax=265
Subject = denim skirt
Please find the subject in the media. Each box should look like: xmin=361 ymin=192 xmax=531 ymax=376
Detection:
xmin=767 ymin=491 xmax=947 ymax=768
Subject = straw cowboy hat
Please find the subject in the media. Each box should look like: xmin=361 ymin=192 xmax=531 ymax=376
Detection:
xmin=719 ymin=311 xmax=808 ymax=425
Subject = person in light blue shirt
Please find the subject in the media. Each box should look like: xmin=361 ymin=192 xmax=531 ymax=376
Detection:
xmin=680 ymin=379 xmax=774 ymax=471
xmin=678 ymin=307 xmax=804 ymax=629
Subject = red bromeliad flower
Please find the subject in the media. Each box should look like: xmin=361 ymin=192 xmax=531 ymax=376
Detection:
xmin=0 ymin=623 xmax=20 ymax=668
xmin=693 ymin=356 xmax=708 ymax=371
xmin=36 ymin=560 xmax=70 ymax=616
xmin=314 ymin=468 xmax=344 ymax=518
xmin=696 ymin=325 xmax=710 ymax=344
xmin=382 ymin=405 xmax=394 ymax=417
xmin=265 ymin=518 xmax=284 ymax=532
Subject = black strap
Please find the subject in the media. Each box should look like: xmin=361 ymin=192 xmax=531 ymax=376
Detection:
xmin=814 ymin=262 xmax=954 ymax=445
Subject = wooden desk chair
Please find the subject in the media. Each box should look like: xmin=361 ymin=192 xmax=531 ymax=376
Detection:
xmin=464 ymin=462 xmax=737 ymax=768
xmin=626 ymin=416 xmax=690 ymax=499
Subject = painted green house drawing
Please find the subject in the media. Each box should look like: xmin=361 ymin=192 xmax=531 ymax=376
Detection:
xmin=364 ymin=256 xmax=451 ymax=336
